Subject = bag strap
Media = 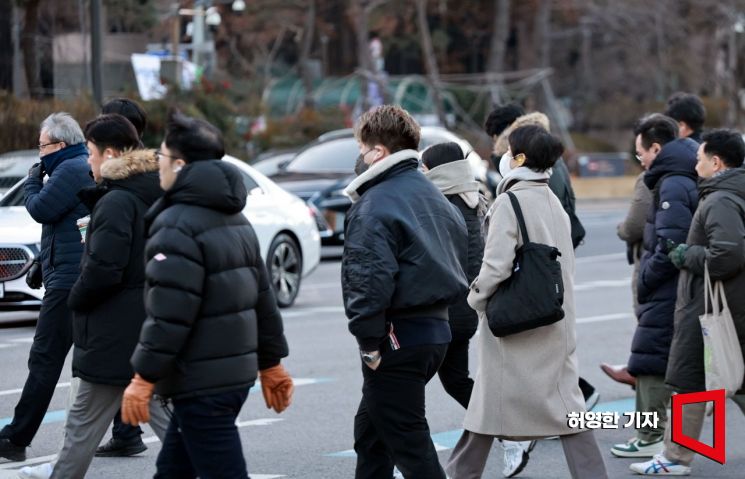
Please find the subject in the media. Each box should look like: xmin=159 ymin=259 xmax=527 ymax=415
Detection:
xmin=704 ymin=262 xmax=712 ymax=314
xmin=506 ymin=191 xmax=530 ymax=244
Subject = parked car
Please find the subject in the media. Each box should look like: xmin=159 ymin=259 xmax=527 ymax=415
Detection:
xmin=0 ymin=156 xmax=321 ymax=310
xmin=252 ymin=149 xmax=299 ymax=177
xmin=0 ymin=150 xmax=38 ymax=196
xmin=268 ymin=126 xmax=488 ymax=246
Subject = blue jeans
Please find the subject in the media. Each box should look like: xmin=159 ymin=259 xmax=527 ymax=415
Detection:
xmin=154 ymin=388 xmax=250 ymax=479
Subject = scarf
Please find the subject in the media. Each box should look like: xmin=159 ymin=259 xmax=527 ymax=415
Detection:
xmin=496 ymin=166 xmax=552 ymax=196
xmin=41 ymin=143 xmax=89 ymax=175
xmin=424 ymin=159 xmax=480 ymax=209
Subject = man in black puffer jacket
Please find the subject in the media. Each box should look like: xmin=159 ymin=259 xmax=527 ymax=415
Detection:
xmin=343 ymin=105 xmax=468 ymax=479
xmin=612 ymin=114 xmax=699 ymax=459
xmin=123 ymin=111 xmax=292 ymax=478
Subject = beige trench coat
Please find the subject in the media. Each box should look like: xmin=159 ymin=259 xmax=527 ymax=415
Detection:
xmin=464 ymin=180 xmax=585 ymax=439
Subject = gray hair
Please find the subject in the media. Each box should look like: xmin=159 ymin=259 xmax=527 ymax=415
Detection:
xmin=40 ymin=112 xmax=85 ymax=145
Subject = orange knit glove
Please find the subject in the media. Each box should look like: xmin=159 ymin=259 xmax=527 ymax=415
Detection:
xmin=121 ymin=374 xmax=155 ymax=425
xmin=259 ymin=364 xmax=294 ymax=413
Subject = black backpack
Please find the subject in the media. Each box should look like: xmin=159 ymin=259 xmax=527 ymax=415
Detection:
xmin=486 ymin=192 xmax=565 ymax=337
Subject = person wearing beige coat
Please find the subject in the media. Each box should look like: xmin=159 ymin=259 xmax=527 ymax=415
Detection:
xmin=446 ymin=125 xmax=607 ymax=479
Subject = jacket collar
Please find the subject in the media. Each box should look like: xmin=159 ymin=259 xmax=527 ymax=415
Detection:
xmin=41 ymin=143 xmax=88 ymax=174
xmin=344 ymin=149 xmax=419 ymax=203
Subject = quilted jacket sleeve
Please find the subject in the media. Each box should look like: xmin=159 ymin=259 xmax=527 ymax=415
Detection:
xmin=131 ymin=223 xmax=205 ymax=383
xmin=254 ymin=259 xmax=290 ymax=370
xmin=684 ymin=194 xmax=745 ymax=280
xmin=638 ymin=177 xmax=695 ymax=301
xmin=68 ymin=192 xmax=135 ymax=312
xmin=25 ymin=162 xmax=89 ymax=224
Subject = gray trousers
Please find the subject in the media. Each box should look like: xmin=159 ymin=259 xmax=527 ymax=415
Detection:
xmin=635 ymin=375 xmax=670 ymax=441
xmin=51 ymin=379 xmax=170 ymax=479
xmin=663 ymin=394 xmax=745 ymax=466
xmin=446 ymin=429 xmax=608 ymax=479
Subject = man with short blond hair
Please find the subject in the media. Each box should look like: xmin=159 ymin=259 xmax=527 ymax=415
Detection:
xmin=343 ymin=105 xmax=468 ymax=478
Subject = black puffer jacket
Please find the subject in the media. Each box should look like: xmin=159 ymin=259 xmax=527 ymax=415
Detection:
xmin=447 ymin=195 xmax=484 ymax=340
xmin=666 ymin=168 xmax=745 ymax=393
xmin=342 ymin=150 xmax=469 ymax=351
xmin=131 ymin=159 xmax=289 ymax=399
xmin=629 ymin=138 xmax=699 ymax=377
xmin=68 ymin=150 xmax=162 ymax=386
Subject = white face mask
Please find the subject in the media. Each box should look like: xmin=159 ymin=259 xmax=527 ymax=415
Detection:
xmin=499 ymin=152 xmax=512 ymax=178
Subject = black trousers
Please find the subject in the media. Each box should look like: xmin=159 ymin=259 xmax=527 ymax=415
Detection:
xmin=0 ymin=288 xmax=73 ymax=446
xmin=437 ymin=338 xmax=474 ymax=409
xmin=111 ymin=410 xmax=143 ymax=441
xmin=154 ymin=388 xmax=249 ymax=479
xmin=354 ymin=343 xmax=448 ymax=479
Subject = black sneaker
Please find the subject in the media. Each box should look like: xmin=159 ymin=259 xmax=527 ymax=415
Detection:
xmin=578 ymin=377 xmax=600 ymax=411
xmin=95 ymin=437 xmax=147 ymax=457
xmin=0 ymin=437 xmax=26 ymax=461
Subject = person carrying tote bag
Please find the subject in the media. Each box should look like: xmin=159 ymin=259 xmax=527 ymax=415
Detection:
xmin=699 ymin=262 xmax=745 ymax=397
xmin=485 ymin=190 xmax=564 ymax=337
xmin=446 ymin=125 xmax=608 ymax=479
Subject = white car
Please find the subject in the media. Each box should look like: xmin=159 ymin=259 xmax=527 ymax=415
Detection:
xmin=0 ymin=155 xmax=321 ymax=310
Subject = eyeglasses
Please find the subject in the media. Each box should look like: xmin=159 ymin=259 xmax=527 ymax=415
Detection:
xmin=155 ymin=150 xmax=180 ymax=161
xmin=38 ymin=141 xmax=62 ymax=151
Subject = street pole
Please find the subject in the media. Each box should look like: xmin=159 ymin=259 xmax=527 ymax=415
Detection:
xmin=90 ymin=0 xmax=103 ymax=106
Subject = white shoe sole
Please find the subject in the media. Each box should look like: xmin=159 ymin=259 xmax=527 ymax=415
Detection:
xmin=612 ymin=443 xmax=664 ymax=458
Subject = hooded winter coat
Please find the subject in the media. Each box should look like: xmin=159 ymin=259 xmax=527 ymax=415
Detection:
xmin=629 ymin=138 xmax=699 ymax=377
xmin=131 ymin=159 xmax=289 ymax=399
xmin=68 ymin=150 xmax=162 ymax=386
xmin=24 ymin=143 xmax=95 ymax=289
xmin=666 ymin=168 xmax=745 ymax=393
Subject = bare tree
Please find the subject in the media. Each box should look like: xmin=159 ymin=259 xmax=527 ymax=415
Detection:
xmin=19 ymin=0 xmax=42 ymax=98
xmin=349 ymin=0 xmax=388 ymax=110
xmin=415 ymin=0 xmax=447 ymax=125
xmin=486 ymin=0 xmax=511 ymax=103
xmin=299 ymin=0 xmax=317 ymax=108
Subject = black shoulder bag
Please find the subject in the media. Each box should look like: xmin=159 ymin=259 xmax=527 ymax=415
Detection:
xmin=485 ymin=192 xmax=565 ymax=337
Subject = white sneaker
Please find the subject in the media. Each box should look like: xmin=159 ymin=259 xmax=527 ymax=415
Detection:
xmin=502 ymin=440 xmax=535 ymax=478
xmin=18 ymin=463 xmax=53 ymax=479
xmin=629 ymin=454 xmax=691 ymax=475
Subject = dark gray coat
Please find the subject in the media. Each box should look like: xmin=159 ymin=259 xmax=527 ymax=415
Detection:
xmin=665 ymin=168 xmax=745 ymax=393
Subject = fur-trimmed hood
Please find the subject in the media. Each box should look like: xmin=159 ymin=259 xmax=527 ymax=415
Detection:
xmin=493 ymin=112 xmax=551 ymax=157
xmin=100 ymin=149 xmax=159 ymax=181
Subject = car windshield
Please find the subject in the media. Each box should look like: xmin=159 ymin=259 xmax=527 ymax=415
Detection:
xmin=0 ymin=179 xmax=25 ymax=207
xmin=286 ymin=138 xmax=359 ymax=173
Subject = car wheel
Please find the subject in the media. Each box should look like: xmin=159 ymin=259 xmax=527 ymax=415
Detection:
xmin=267 ymin=233 xmax=303 ymax=308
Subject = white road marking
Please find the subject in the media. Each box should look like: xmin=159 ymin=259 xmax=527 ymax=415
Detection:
xmin=575 ymin=252 xmax=626 ymax=264
xmin=0 ymin=382 xmax=70 ymax=397
xmin=574 ymin=278 xmax=630 ymax=291
xmin=577 ymin=313 xmax=633 ymax=324
xmin=0 ymin=419 xmax=287 ymax=472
